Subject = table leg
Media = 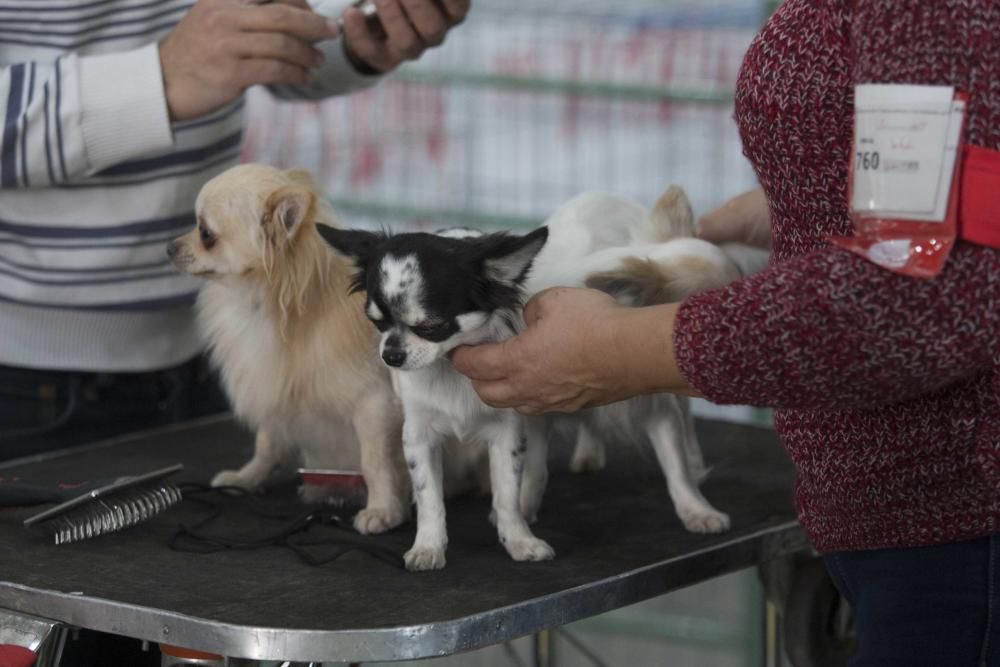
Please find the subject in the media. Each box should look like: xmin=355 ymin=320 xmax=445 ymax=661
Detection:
xmin=0 ymin=608 xmax=64 ymax=667
xmin=533 ymin=629 xmax=556 ymax=667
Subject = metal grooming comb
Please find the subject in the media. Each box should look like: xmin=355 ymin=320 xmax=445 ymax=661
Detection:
xmin=17 ymin=464 xmax=184 ymax=545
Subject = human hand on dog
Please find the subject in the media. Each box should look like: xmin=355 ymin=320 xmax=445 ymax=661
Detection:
xmin=159 ymin=0 xmax=337 ymax=122
xmin=451 ymin=287 xmax=698 ymax=415
xmin=697 ymin=187 xmax=772 ymax=249
xmin=341 ymin=0 xmax=470 ymax=74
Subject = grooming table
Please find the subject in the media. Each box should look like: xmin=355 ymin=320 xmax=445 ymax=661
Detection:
xmin=0 ymin=415 xmax=808 ymax=663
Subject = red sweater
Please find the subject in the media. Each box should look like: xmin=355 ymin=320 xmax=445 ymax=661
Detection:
xmin=674 ymin=0 xmax=1000 ymax=553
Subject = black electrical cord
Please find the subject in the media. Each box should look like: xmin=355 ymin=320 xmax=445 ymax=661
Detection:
xmin=168 ymin=483 xmax=404 ymax=569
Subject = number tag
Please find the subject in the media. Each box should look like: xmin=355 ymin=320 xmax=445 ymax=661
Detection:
xmin=851 ymin=84 xmax=964 ymax=223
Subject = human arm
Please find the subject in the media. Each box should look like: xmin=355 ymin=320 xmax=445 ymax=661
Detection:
xmin=453 ymin=236 xmax=1000 ymax=415
xmin=673 ymin=0 xmax=1000 ymax=410
xmin=0 ymin=47 xmax=175 ymax=188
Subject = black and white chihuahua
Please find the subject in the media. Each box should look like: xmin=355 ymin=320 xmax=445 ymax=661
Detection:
xmin=318 ymin=225 xmax=554 ymax=571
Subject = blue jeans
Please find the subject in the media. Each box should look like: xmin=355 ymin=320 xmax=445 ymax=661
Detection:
xmin=824 ymin=534 xmax=1000 ymax=667
xmin=0 ymin=358 xmax=229 ymax=462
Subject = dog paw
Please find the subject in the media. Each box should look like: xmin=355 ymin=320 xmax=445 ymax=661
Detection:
xmin=211 ymin=470 xmax=254 ymax=490
xmin=354 ymin=505 xmax=408 ymax=535
xmin=679 ymin=508 xmax=731 ymax=534
xmin=503 ymin=537 xmax=555 ymax=562
xmin=404 ymin=545 xmax=447 ymax=571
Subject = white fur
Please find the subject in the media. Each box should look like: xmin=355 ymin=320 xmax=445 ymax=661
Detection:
xmin=520 ymin=189 xmax=745 ymax=534
xmin=380 ymin=249 xmax=554 ymax=570
xmin=380 ymin=254 xmax=426 ymax=325
xmin=393 ymin=316 xmax=554 ymax=570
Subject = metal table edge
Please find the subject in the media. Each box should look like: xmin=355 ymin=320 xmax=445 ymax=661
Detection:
xmin=0 ymin=520 xmax=808 ymax=662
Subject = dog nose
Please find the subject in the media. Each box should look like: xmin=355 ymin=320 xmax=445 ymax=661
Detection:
xmin=166 ymin=241 xmax=180 ymax=259
xmin=382 ymin=349 xmax=406 ymax=367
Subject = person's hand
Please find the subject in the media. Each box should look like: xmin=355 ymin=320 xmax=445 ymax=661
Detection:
xmin=697 ymin=187 xmax=772 ymax=249
xmin=159 ymin=0 xmax=337 ymax=122
xmin=341 ymin=0 xmax=469 ymax=74
xmin=451 ymin=287 xmax=694 ymax=415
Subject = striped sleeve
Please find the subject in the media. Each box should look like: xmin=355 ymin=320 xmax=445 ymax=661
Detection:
xmin=0 ymin=42 xmax=174 ymax=189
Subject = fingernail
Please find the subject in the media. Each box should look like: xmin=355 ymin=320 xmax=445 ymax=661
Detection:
xmin=326 ymin=18 xmax=341 ymax=38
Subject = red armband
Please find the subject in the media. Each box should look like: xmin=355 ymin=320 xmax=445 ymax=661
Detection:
xmin=959 ymin=144 xmax=1000 ymax=249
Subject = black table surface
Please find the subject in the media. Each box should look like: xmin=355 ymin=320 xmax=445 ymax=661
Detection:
xmin=0 ymin=415 xmax=806 ymax=662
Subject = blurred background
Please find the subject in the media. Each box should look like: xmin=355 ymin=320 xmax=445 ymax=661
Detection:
xmin=243 ymin=1 xmax=777 ymax=664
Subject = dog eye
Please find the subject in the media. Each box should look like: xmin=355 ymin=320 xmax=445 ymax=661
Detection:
xmin=199 ymin=225 xmax=216 ymax=250
xmin=411 ymin=323 xmax=453 ymax=341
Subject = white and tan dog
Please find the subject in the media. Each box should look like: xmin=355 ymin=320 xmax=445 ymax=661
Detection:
xmin=167 ymin=164 xmax=411 ymax=534
xmin=518 ymin=186 xmax=768 ymax=533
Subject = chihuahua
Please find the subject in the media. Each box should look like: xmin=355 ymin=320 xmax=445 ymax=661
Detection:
xmin=516 ymin=186 xmax=755 ymax=534
xmin=167 ymin=164 xmax=411 ymax=535
xmin=318 ymin=224 xmax=554 ymax=571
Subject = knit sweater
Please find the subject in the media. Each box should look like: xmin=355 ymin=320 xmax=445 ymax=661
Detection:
xmin=674 ymin=0 xmax=1000 ymax=552
xmin=0 ymin=0 xmax=375 ymax=372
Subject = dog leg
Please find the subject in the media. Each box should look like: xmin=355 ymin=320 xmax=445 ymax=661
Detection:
xmin=519 ymin=416 xmax=549 ymax=523
xmin=489 ymin=423 xmax=555 ymax=562
xmin=352 ymin=392 xmax=411 ymax=535
xmin=212 ymin=429 xmax=279 ymax=490
xmin=569 ymin=422 xmax=606 ymax=473
xmin=403 ymin=421 xmax=449 ymax=571
xmin=679 ymin=396 xmax=709 ymax=483
xmin=646 ymin=412 xmax=730 ymax=534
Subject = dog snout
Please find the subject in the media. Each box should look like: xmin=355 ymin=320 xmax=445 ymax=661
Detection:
xmin=167 ymin=239 xmax=194 ymax=268
xmin=382 ymin=348 xmax=407 ymax=367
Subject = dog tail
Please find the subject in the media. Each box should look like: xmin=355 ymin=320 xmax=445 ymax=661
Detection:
xmin=584 ymin=254 xmax=728 ymax=307
xmin=637 ymin=185 xmax=696 ymax=244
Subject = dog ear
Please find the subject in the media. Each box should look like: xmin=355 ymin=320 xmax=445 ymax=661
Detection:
xmin=316 ymin=227 xmax=387 ymax=294
xmin=264 ymin=185 xmax=315 ymax=239
xmin=476 ymin=227 xmax=549 ymax=285
xmin=647 ymin=185 xmax=695 ymax=241
xmin=316 ymin=226 xmax=384 ymax=263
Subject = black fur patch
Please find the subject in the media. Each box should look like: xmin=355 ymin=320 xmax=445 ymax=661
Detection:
xmin=317 ymin=226 xmax=549 ymax=339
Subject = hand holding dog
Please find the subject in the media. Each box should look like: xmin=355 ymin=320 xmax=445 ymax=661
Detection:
xmin=697 ymin=187 xmax=772 ymax=249
xmin=159 ymin=0 xmax=336 ymax=122
xmin=452 ymin=287 xmax=698 ymax=415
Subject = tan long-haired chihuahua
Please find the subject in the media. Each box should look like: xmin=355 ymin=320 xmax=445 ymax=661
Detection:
xmin=167 ymin=164 xmax=410 ymax=534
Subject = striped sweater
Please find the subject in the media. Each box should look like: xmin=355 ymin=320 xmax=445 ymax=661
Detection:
xmin=674 ymin=0 xmax=1000 ymax=552
xmin=0 ymin=0 xmax=376 ymax=372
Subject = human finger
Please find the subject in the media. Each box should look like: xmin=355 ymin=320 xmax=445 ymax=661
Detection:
xmin=341 ymin=6 xmax=390 ymax=71
xmin=238 ymin=3 xmax=338 ymax=41
xmin=399 ymin=0 xmax=447 ymax=46
xmin=375 ymin=0 xmax=424 ymax=60
xmin=233 ymin=32 xmax=324 ymax=68
xmin=270 ymin=0 xmax=311 ymax=9
xmin=437 ymin=0 xmax=470 ymax=24
xmin=450 ymin=343 xmax=511 ymax=382
xmin=470 ymin=379 xmax=521 ymax=409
